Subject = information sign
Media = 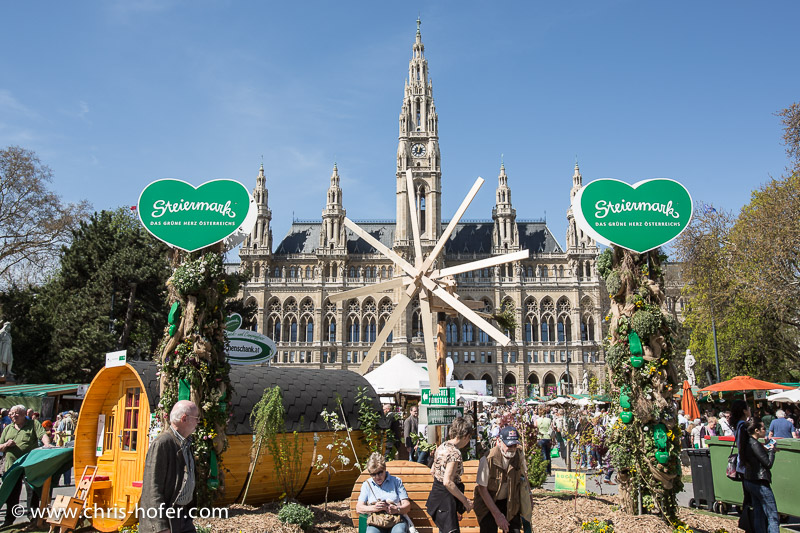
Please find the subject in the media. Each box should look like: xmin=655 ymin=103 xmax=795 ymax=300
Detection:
xmin=105 ymin=350 xmax=126 ymax=368
xmin=421 ymin=387 xmax=456 ymax=406
xmin=426 ymin=406 xmax=464 ymax=426
xmin=554 ymin=472 xmax=586 ymax=494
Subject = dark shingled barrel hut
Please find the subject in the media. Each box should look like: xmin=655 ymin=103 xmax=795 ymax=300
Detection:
xmin=75 ymin=361 xmax=379 ymax=531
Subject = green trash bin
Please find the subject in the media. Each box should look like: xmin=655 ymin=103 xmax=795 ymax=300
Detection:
xmin=707 ymin=435 xmax=800 ymax=518
xmin=707 ymin=436 xmax=743 ymax=513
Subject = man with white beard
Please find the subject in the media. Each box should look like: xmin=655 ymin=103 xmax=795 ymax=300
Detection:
xmin=474 ymin=426 xmax=528 ymax=533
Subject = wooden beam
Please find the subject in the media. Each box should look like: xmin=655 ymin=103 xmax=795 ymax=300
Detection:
xmin=421 ymin=177 xmax=484 ymax=273
xmin=405 ymin=169 xmax=424 ymax=266
xmin=326 ymin=277 xmax=407 ymax=302
xmin=358 ymin=290 xmax=414 ymax=374
xmin=431 ymin=249 xmax=530 ymax=279
xmin=419 ymin=291 xmax=439 ymax=394
xmin=423 ymin=277 xmax=511 ymax=346
xmin=344 ymin=217 xmax=417 ymax=276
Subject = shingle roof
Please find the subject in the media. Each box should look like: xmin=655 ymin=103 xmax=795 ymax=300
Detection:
xmin=129 ymin=361 xmax=382 ymax=434
xmin=274 ymin=221 xmax=561 ymax=255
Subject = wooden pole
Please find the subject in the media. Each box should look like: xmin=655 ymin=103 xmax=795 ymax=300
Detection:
xmin=436 ymin=312 xmax=447 ymax=445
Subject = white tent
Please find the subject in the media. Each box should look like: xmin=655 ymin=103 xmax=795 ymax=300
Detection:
xmin=767 ymin=388 xmax=800 ymax=403
xmin=363 ymin=353 xmax=430 ymax=395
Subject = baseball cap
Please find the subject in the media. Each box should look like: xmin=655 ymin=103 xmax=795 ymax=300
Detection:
xmin=499 ymin=426 xmax=520 ymax=446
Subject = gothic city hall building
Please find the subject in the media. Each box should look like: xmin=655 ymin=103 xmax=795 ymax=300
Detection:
xmin=238 ymin=23 xmax=606 ymax=399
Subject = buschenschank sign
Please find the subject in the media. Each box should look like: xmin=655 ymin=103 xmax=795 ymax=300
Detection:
xmin=571 ymin=178 xmax=693 ymax=253
xmin=225 ymin=313 xmax=277 ymax=365
xmin=138 ymin=179 xmax=257 ymax=252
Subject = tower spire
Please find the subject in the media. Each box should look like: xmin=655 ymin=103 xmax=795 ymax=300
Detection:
xmin=492 ymin=163 xmax=518 ymax=253
xmin=395 ymin=19 xmax=441 ymax=248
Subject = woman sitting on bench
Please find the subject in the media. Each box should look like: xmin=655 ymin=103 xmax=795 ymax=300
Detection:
xmin=356 ymin=452 xmax=412 ymax=533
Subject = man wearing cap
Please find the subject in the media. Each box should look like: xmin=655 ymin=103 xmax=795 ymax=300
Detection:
xmin=474 ymin=426 xmax=528 ymax=533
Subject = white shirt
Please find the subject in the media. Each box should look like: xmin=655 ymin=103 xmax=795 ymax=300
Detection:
xmin=718 ymin=417 xmax=734 ymax=437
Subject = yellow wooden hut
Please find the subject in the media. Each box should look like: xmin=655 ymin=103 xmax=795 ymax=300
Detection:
xmin=75 ymin=361 xmax=376 ymax=531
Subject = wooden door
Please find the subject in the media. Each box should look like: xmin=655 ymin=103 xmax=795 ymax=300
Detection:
xmin=114 ymin=380 xmax=142 ymax=507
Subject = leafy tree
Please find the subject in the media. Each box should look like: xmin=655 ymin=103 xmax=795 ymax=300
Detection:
xmin=674 ymin=105 xmax=800 ymax=383
xmin=0 ymin=208 xmax=172 ymax=383
xmin=0 ymin=284 xmax=56 ymax=383
xmin=0 ymin=146 xmax=90 ymax=286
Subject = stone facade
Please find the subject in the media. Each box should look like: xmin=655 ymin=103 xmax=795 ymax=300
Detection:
xmin=238 ymin=22 xmax=607 ymax=399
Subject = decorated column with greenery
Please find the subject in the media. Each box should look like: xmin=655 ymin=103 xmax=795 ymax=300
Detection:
xmin=154 ymin=243 xmax=247 ymax=506
xmin=600 ymin=247 xmax=683 ymax=520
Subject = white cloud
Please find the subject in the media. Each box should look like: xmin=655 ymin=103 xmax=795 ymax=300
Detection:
xmin=0 ymin=89 xmax=37 ymax=118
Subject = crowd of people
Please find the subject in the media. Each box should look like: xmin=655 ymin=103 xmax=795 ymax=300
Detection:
xmin=373 ymin=395 xmax=799 ymax=533
xmin=0 ymin=405 xmax=77 ymax=527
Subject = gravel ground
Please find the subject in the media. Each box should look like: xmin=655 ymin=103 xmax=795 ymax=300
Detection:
xmin=195 ymin=493 xmax=742 ymax=533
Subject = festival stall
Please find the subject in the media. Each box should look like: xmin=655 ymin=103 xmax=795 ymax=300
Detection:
xmin=74 ymin=361 xmax=378 ymax=532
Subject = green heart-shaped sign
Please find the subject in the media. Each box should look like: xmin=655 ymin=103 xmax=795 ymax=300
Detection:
xmin=572 ymin=178 xmax=693 ymax=253
xmin=138 ymin=179 xmax=257 ymax=252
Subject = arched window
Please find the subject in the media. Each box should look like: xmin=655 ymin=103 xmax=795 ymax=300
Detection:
xmin=305 ymin=266 xmax=312 ymax=279
xmin=388 ymin=267 xmax=393 ymax=278
xmin=289 ymin=318 xmax=298 ymax=342
xmin=482 ymin=374 xmax=494 ymax=397
xmin=254 ymin=264 xmax=260 ymax=279
xmin=381 ymin=266 xmax=386 ymax=278
xmin=274 ymin=267 xmax=281 ymax=278
xmin=268 ymin=316 xmax=281 ymax=342
xmin=289 ymin=267 xmax=296 ymax=278
xmin=446 ymin=320 xmax=458 ymax=344
xmin=525 ymin=316 xmax=538 ymax=343
xmin=477 ymin=328 xmax=489 ymax=343
xmin=349 ymin=267 xmax=357 ymax=278
xmin=411 ymin=310 xmax=422 ymax=338
xmin=541 ymin=266 xmax=549 ymax=278
xmin=504 ymin=373 xmax=517 ymax=398
xmin=326 ymin=317 xmax=336 ymax=342
xmin=364 ymin=317 xmax=376 ymax=343
xmin=379 ymin=316 xmax=393 ymax=343
xmin=541 ymin=319 xmax=549 ymax=342
xmin=305 ymin=319 xmax=314 ymax=342
xmin=348 ymin=317 xmax=360 ymax=343
xmin=462 ymin=322 xmax=474 ymax=343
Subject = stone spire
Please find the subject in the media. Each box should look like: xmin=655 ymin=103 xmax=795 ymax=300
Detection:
xmin=566 ymin=159 xmax=595 ymax=252
xmin=321 ymin=163 xmax=346 ymax=250
xmin=492 ymin=162 xmax=519 ymax=253
xmin=242 ymin=163 xmax=272 ymax=258
xmin=395 ymin=19 xmax=442 ymax=248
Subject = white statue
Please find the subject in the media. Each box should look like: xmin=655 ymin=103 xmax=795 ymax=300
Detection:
xmin=0 ymin=322 xmax=13 ymax=377
xmin=684 ymin=349 xmax=696 ymax=386
xmin=582 ymin=370 xmax=589 ymax=394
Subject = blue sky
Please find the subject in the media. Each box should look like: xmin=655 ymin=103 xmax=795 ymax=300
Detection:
xmin=2 ymin=1 xmax=798 ymax=259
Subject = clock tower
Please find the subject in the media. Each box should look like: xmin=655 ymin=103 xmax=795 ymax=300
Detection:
xmin=395 ymin=18 xmax=441 ymax=249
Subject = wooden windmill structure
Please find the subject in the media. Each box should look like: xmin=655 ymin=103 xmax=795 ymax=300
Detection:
xmin=330 ymin=170 xmax=529 ymax=393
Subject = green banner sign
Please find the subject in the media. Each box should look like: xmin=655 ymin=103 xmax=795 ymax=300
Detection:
xmin=572 ymin=178 xmax=693 ymax=253
xmin=426 ymin=406 xmax=464 ymax=426
xmin=138 ymin=179 xmax=257 ymax=252
xmin=421 ymin=387 xmax=457 ymax=406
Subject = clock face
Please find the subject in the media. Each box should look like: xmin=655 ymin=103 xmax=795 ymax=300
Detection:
xmin=411 ymin=143 xmax=426 ymax=157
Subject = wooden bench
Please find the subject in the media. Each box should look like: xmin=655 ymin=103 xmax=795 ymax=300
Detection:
xmin=349 ymin=460 xmax=480 ymax=533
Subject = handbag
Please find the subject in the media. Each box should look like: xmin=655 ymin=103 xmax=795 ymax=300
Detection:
xmin=367 ymin=510 xmax=404 ymax=528
xmin=550 ymin=447 xmax=560 ymax=459
xmin=726 ymin=427 xmax=743 ymax=482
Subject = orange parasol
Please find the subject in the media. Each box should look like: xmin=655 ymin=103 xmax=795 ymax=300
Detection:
xmin=681 ymin=380 xmax=701 ymax=420
xmin=698 ymin=376 xmax=794 ymax=393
